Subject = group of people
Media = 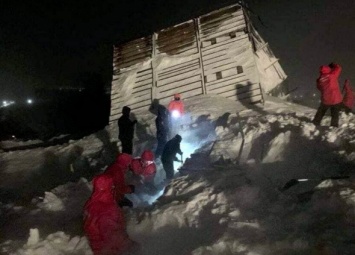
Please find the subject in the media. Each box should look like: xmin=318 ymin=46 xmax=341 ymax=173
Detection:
xmin=83 ymin=94 xmax=185 ymax=254
xmin=313 ymin=62 xmax=354 ymax=127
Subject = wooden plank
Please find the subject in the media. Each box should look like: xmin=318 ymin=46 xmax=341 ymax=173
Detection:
xmin=199 ymin=12 xmax=244 ymax=32
xmin=201 ymin=33 xmax=249 ymax=53
xmin=157 ymin=70 xmax=200 ymax=86
xmin=136 ymin=68 xmax=153 ymax=77
xmin=115 ymin=51 xmax=151 ymax=66
xmin=204 ymin=59 xmax=236 ymax=73
xmin=158 ymin=78 xmax=202 ymax=93
xmin=157 ymin=29 xmax=196 ymax=47
xmin=157 ymin=41 xmax=197 ymax=55
xmin=115 ymin=56 xmax=151 ymax=70
xmin=200 ymin=16 xmax=245 ymax=35
xmin=114 ymin=44 xmax=152 ymax=58
xmin=199 ymin=5 xmax=242 ymax=27
xmin=158 ymin=58 xmax=199 ymax=73
xmin=201 ymin=24 xmax=246 ymax=42
xmin=131 ymin=90 xmax=152 ymax=100
xmin=203 ymin=54 xmax=233 ymax=66
xmin=208 ymin=81 xmax=260 ymax=94
xmin=157 ymin=21 xmax=194 ymax=40
xmin=218 ymin=88 xmax=261 ymax=100
xmin=157 ymin=46 xmax=199 ymax=56
xmin=202 ymin=50 xmax=227 ymax=62
xmin=134 ymin=77 xmax=153 ymax=88
xmin=136 ymin=73 xmax=153 ymax=83
xmin=158 ymin=63 xmax=200 ymax=80
xmin=206 ymin=74 xmax=247 ymax=87
xmin=115 ymin=37 xmax=152 ymax=54
xmin=204 ymin=61 xmax=240 ymax=76
xmin=158 ymin=85 xmax=203 ymax=101
xmin=133 ymin=83 xmax=152 ymax=93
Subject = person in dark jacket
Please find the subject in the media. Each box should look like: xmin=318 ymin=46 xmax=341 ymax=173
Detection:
xmin=312 ymin=63 xmax=342 ymax=127
xmin=118 ymin=106 xmax=137 ymax=154
xmin=161 ymin=134 xmax=183 ymax=180
xmin=83 ymin=173 xmax=140 ymax=255
xmin=155 ymin=105 xmax=170 ymax=158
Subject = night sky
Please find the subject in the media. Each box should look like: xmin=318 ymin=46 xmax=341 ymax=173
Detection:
xmin=1 ymin=0 xmax=354 ymax=102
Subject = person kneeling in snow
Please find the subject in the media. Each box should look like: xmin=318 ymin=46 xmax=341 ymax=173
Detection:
xmin=161 ymin=134 xmax=183 ymax=180
xmin=130 ymin=150 xmax=156 ymax=183
xmin=105 ymin=153 xmax=135 ymax=208
xmin=83 ymin=174 xmax=140 ymax=255
xmin=341 ymin=79 xmax=354 ymax=113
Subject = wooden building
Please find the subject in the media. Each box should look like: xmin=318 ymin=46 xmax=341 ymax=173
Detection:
xmin=109 ymin=4 xmax=287 ymax=124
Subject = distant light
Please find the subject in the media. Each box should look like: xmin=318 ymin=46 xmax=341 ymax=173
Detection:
xmin=12 ymin=135 xmax=16 ymax=139
xmin=313 ymin=93 xmax=316 ymax=97
xmin=27 ymin=99 xmax=33 ymax=104
xmin=3 ymin=100 xmax=7 ymax=106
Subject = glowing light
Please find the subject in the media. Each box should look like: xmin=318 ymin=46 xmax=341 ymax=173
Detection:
xmin=172 ymin=110 xmax=181 ymax=118
xmin=27 ymin=99 xmax=33 ymax=104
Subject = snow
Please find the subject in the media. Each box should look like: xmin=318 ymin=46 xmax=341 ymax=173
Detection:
xmin=1 ymin=94 xmax=355 ymax=255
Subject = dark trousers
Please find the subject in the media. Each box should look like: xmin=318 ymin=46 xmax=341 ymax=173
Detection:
xmin=120 ymin=139 xmax=133 ymax=154
xmin=155 ymin=138 xmax=167 ymax=158
xmin=162 ymin=158 xmax=174 ymax=179
xmin=313 ymin=103 xmax=341 ymax=127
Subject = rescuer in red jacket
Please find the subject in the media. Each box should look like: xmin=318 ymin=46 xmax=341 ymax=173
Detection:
xmin=83 ymin=174 xmax=139 ymax=255
xmin=105 ymin=153 xmax=135 ymax=208
xmin=312 ymin=63 xmax=342 ymax=127
xmin=130 ymin=150 xmax=156 ymax=183
xmin=341 ymin=79 xmax=354 ymax=113
xmin=168 ymin=93 xmax=184 ymax=119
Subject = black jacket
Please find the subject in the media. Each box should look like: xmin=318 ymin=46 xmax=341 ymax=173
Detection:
xmin=118 ymin=115 xmax=136 ymax=140
xmin=161 ymin=136 xmax=182 ymax=162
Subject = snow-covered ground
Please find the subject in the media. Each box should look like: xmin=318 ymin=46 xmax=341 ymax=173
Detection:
xmin=0 ymin=94 xmax=354 ymax=255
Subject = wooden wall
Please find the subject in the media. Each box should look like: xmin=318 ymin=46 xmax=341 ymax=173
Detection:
xmin=110 ymin=4 xmax=264 ymax=124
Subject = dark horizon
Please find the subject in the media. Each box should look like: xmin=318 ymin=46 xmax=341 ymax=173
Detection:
xmin=1 ymin=0 xmax=354 ymax=102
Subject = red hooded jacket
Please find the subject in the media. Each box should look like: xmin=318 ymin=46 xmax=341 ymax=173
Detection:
xmin=317 ymin=64 xmax=342 ymax=105
xmin=105 ymin=153 xmax=133 ymax=202
xmin=342 ymin=79 xmax=354 ymax=110
xmin=130 ymin=150 xmax=156 ymax=182
xmin=83 ymin=174 xmax=136 ymax=255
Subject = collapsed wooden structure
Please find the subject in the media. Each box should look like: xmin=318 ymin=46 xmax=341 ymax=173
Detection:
xmin=109 ymin=4 xmax=287 ymax=124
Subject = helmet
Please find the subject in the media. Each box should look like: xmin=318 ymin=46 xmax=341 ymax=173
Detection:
xmin=174 ymin=93 xmax=181 ymax=100
xmin=175 ymin=134 xmax=182 ymax=142
xmin=93 ymin=174 xmax=114 ymax=192
xmin=320 ymin=65 xmax=331 ymax=74
xmin=115 ymin=153 xmax=132 ymax=168
xmin=141 ymin=150 xmax=154 ymax=161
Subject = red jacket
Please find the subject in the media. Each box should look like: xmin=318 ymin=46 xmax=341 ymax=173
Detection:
xmin=130 ymin=150 xmax=156 ymax=182
xmin=317 ymin=64 xmax=342 ymax=105
xmin=168 ymin=99 xmax=184 ymax=117
xmin=343 ymin=79 xmax=354 ymax=109
xmin=105 ymin=153 xmax=133 ymax=202
xmin=83 ymin=174 xmax=135 ymax=255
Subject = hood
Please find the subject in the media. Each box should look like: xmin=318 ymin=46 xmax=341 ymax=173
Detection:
xmin=174 ymin=93 xmax=181 ymax=100
xmin=174 ymin=134 xmax=182 ymax=142
xmin=141 ymin=150 xmax=154 ymax=161
xmin=122 ymin=106 xmax=131 ymax=116
xmin=89 ymin=174 xmax=114 ymax=203
xmin=320 ymin=65 xmax=331 ymax=74
xmin=115 ymin=153 xmax=132 ymax=169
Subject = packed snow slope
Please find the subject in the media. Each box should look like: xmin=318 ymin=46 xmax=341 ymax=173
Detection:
xmin=0 ymin=94 xmax=354 ymax=255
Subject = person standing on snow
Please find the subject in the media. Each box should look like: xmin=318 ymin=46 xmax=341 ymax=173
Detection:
xmin=155 ymin=105 xmax=170 ymax=158
xmin=83 ymin=174 xmax=140 ymax=255
xmin=168 ymin=94 xmax=185 ymax=136
xmin=118 ymin=106 xmax=137 ymax=154
xmin=130 ymin=150 xmax=157 ymax=183
xmin=312 ymin=62 xmax=342 ymax=127
xmin=105 ymin=153 xmax=135 ymax=208
xmin=161 ymin=134 xmax=183 ymax=180
xmin=341 ymin=79 xmax=354 ymax=113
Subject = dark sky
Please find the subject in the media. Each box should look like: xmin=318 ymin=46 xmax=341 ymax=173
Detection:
xmin=1 ymin=0 xmax=354 ymax=101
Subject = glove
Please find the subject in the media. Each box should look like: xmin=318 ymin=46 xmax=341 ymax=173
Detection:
xmin=129 ymin=184 xmax=135 ymax=193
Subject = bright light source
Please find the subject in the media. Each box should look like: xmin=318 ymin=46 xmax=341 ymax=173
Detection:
xmin=3 ymin=100 xmax=7 ymax=106
xmin=27 ymin=99 xmax=33 ymax=104
xmin=172 ymin=110 xmax=181 ymax=118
